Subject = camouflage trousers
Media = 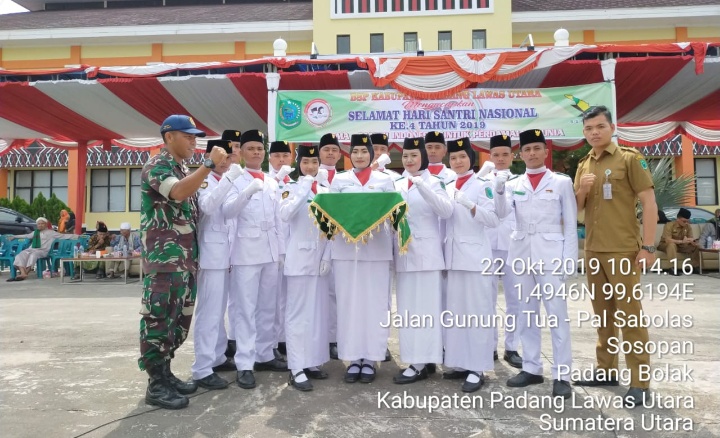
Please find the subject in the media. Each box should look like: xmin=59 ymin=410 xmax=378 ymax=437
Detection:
xmin=138 ymin=271 xmax=197 ymax=371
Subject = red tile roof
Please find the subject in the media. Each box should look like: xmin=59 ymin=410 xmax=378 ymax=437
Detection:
xmin=512 ymin=0 xmax=720 ymax=12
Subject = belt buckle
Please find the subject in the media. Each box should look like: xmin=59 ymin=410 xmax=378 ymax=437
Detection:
xmin=527 ymin=223 xmax=536 ymax=234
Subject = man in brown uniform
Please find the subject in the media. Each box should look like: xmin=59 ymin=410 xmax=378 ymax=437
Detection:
xmin=574 ymin=106 xmax=658 ymax=406
xmin=658 ymin=208 xmax=700 ymax=275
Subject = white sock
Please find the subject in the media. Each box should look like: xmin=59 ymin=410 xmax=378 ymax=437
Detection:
xmin=466 ymin=372 xmax=482 ymax=384
xmin=403 ymin=363 xmax=425 ymax=377
xmin=291 ymin=369 xmax=308 ymax=383
xmin=361 ymin=360 xmax=375 ymax=374
xmin=348 ymin=360 xmax=361 ymax=372
xmin=307 ymin=366 xmax=321 ymax=372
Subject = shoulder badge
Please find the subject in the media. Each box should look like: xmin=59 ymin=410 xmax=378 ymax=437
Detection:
xmin=200 ymin=181 xmax=208 ymax=189
xmin=485 ymin=186 xmax=494 ymax=199
xmin=282 ymin=191 xmax=290 ymax=199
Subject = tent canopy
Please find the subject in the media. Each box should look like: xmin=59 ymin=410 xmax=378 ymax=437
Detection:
xmin=1 ymin=42 xmax=719 ymax=154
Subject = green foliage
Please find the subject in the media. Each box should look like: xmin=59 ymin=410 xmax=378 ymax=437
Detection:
xmin=648 ymin=156 xmax=696 ymax=209
xmin=0 ymin=195 xmax=72 ymax=226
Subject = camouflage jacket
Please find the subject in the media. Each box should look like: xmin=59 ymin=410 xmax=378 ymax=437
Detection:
xmin=140 ymin=148 xmax=199 ymax=274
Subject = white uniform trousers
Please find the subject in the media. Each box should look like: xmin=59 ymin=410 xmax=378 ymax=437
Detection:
xmin=191 ymin=268 xmax=230 ymax=379
xmin=491 ymin=249 xmax=521 ymax=352
xmin=285 ymin=276 xmax=330 ymax=370
xmin=275 ymin=264 xmax=287 ymax=344
xmin=515 ymin=271 xmax=572 ymax=380
xmin=396 ymin=271 xmax=443 ymax=364
xmin=444 ymin=270 xmax=495 ymax=372
xmin=333 ymin=260 xmax=390 ymax=361
xmin=327 ymin=268 xmax=337 ymax=343
xmin=215 ymin=282 xmax=235 ymax=349
xmin=229 ymin=262 xmax=279 ymax=370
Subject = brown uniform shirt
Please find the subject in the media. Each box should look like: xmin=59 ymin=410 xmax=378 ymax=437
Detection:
xmin=574 ymin=142 xmax=654 ymax=252
xmin=659 ymin=221 xmax=693 ymax=246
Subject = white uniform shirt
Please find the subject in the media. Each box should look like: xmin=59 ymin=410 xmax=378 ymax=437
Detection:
xmin=484 ymin=171 xmax=516 ymax=252
xmin=279 ymin=181 xmax=330 ymax=276
xmin=223 ymin=171 xmax=283 ymax=266
xmin=197 ymin=173 xmax=235 ymax=270
xmin=394 ymin=170 xmax=453 ymax=272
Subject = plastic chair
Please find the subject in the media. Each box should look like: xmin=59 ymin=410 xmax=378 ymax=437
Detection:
xmin=0 ymin=241 xmax=25 ymax=279
xmin=37 ymin=239 xmax=62 ymax=278
xmin=49 ymin=239 xmax=79 ymax=278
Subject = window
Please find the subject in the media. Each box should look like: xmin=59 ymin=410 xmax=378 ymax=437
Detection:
xmin=472 ymin=29 xmax=487 ymax=49
xmin=695 ymin=158 xmax=718 ymax=205
xmin=91 ymin=169 xmax=126 ymax=212
xmin=129 ymin=168 xmax=143 ymax=212
xmin=337 ymin=35 xmax=351 ymax=54
xmin=370 ymin=33 xmax=384 ymax=53
xmin=438 ymin=31 xmax=452 ymax=51
xmin=14 ymin=170 xmax=68 ymax=203
xmin=404 ymin=32 xmax=418 ymax=52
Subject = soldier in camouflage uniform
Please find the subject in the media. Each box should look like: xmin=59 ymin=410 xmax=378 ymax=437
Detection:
xmin=139 ymin=114 xmax=228 ymax=410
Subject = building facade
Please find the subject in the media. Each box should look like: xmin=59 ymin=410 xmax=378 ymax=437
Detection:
xmin=1 ymin=0 xmax=719 ymax=229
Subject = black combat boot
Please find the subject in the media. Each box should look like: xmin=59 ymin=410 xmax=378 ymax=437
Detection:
xmin=145 ymin=365 xmax=189 ymax=410
xmin=163 ymin=361 xmax=198 ymax=395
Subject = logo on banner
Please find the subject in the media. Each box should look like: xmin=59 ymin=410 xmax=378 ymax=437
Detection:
xmin=305 ymin=99 xmax=332 ymax=127
xmin=279 ymin=99 xmax=302 ymax=129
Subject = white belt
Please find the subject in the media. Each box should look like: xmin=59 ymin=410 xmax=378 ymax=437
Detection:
xmin=515 ymin=223 xmax=562 ymax=234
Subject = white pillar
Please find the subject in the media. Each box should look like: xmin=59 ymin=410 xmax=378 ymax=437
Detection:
xmin=266 ymin=72 xmax=281 ymax=142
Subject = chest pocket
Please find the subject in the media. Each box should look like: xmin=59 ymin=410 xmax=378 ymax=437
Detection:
xmin=535 ymin=192 xmax=560 ymax=203
xmin=511 ymin=192 xmax=529 ymax=207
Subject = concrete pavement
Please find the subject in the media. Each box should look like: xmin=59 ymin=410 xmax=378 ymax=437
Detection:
xmin=1 ymin=272 xmax=719 ymax=438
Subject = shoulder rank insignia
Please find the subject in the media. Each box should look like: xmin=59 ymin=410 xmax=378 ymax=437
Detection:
xmin=282 ymin=191 xmax=290 ymax=199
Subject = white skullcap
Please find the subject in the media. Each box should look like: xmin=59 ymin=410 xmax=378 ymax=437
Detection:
xmin=120 ymin=222 xmax=132 ymax=230
xmin=36 ymin=217 xmax=49 ymax=224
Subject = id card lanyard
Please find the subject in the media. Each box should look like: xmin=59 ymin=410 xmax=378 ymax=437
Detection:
xmin=603 ymin=169 xmax=612 ymax=200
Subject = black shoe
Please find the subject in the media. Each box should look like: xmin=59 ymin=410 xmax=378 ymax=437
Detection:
xmin=624 ymin=387 xmax=649 ymax=407
xmin=212 ymin=358 xmax=237 ymax=372
xmin=442 ymin=369 xmax=469 ymax=380
xmin=224 ymin=340 xmax=237 ymax=359
xmin=236 ymin=370 xmax=256 ymax=389
xmin=507 ymin=371 xmax=544 ymax=387
xmin=503 ymin=351 xmax=523 ymax=369
xmin=552 ymin=379 xmax=572 ymax=399
xmin=461 ymin=371 xmax=484 ymax=393
xmin=273 ymin=347 xmax=287 ymax=361
xmin=359 ymin=363 xmax=376 ymax=383
xmin=574 ymin=370 xmax=619 ymax=387
xmin=96 ymin=272 xmax=106 ymax=279
xmin=289 ymin=371 xmax=313 ymax=392
xmin=304 ymin=368 xmax=329 ymax=380
xmin=383 ymin=348 xmax=392 ymax=362
xmin=163 ymin=361 xmax=198 ymax=395
xmin=195 ymin=373 xmax=229 ymax=390
xmin=145 ymin=366 xmax=189 ymax=410
xmin=329 ymin=343 xmax=339 ymax=360
xmin=254 ymin=358 xmax=288 ymax=372
xmin=344 ymin=364 xmax=361 ymax=383
xmin=426 ymin=363 xmax=437 ymax=374
xmin=393 ymin=365 xmax=428 ymax=384
xmin=493 ymin=350 xmax=498 ymax=361
xmin=277 ymin=342 xmax=287 ymax=356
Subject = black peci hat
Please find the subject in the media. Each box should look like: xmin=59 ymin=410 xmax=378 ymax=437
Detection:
xmin=489 ymin=134 xmax=512 ymax=149
xmin=519 ymin=129 xmax=546 ymax=147
xmin=370 ymin=133 xmax=390 ymax=147
xmin=319 ymin=133 xmax=340 ymax=148
xmin=206 ymin=139 xmax=232 ymax=154
xmin=269 ymin=140 xmax=291 ymax=154
xmin=425 ymin=131 xmax=445 ymax=145
xmin=349 ymin=134 xmax=374 ymax=164
xmin=240 ymin=129 xmax=265 ymax=146
xmin=221 ymin=129 xmax=242 ymax=142
xmin=402 ymin=137 xmax=429 ymax=171
xmin=447 ymin=137 xmax=475 ymax=165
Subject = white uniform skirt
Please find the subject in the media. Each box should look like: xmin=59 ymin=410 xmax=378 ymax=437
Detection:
xmin=396 ymin=270 xmax=443 ymax=364
xmin=443 ymin=270 xmax=495 ymax=372
xmin=285 ymin=275 xmax=330 ymax=370
xmin=333 ymin=260 xmax=390 ymax=361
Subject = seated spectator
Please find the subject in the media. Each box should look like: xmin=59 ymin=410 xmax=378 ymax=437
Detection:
xmin=6 ymin=217 xmax=79 ymax=282
xmin=699 ymin=208 xmax=720 ymax=249
xmin=657 ymin=209 xmax=669 ymax=224
xmin=658 ymin=208 xmax=700 ymax=275
xmin=105 ymin=222 xmax=143 ymax=278
xmin=57 ymin=210 xmax=70 ymax=233
xmin=73 ymin=221 xmax=114 ymax=280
